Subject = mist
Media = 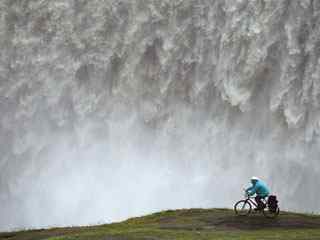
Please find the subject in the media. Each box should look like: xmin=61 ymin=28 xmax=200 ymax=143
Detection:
xmin=1 ymin=0 xmax=320 ymax=231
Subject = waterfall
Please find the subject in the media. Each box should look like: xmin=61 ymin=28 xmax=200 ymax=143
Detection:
xmin=0 ymin=0 xmax=319 ymax=231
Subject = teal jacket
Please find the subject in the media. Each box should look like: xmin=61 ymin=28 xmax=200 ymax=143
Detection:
xmin=246 ymin=180 xmax=270 ymax=197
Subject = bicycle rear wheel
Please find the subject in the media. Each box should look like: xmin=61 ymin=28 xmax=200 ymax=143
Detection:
xmin=263 ymin=207 xmax=280 ymax=218
xmin=234 ymin=200 xmax=252 ymax=216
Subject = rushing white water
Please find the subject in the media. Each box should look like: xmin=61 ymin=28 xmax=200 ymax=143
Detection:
xmin=0 ymin=0 xmax=320 ymax=231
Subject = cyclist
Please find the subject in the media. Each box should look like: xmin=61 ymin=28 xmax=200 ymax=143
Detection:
xmin=245 ymin=176 xmax=270 ymax=210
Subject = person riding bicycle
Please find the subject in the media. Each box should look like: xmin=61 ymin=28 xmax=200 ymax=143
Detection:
xmin=245 ymin=176 xmax=270 ymax=210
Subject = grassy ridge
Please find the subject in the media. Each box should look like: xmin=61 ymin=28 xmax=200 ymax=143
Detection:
xmin=1 ymin=209 xmax=320 ymax=240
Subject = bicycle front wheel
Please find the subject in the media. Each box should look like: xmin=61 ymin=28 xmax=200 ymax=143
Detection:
xmin=234 ymin=200 xmax=252 ymax=216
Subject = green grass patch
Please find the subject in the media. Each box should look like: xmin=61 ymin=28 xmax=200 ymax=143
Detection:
xmin=1 ymin=209 xmax=320 ymax=240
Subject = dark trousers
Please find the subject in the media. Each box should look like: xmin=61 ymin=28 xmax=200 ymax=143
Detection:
xmin=255 ymin=196 xmax=266 ymax=209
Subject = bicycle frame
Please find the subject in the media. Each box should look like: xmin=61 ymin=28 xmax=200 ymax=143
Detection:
xmin=245 ymin=197 xmax=258 ymax=207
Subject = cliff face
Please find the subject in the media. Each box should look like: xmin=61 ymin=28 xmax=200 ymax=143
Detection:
xmin=0 ymin=0 xmax=320 ymax=231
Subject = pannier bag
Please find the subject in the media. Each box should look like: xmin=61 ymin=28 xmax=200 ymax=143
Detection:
xmin=267 ymin=195 xmax=278 ymax=212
